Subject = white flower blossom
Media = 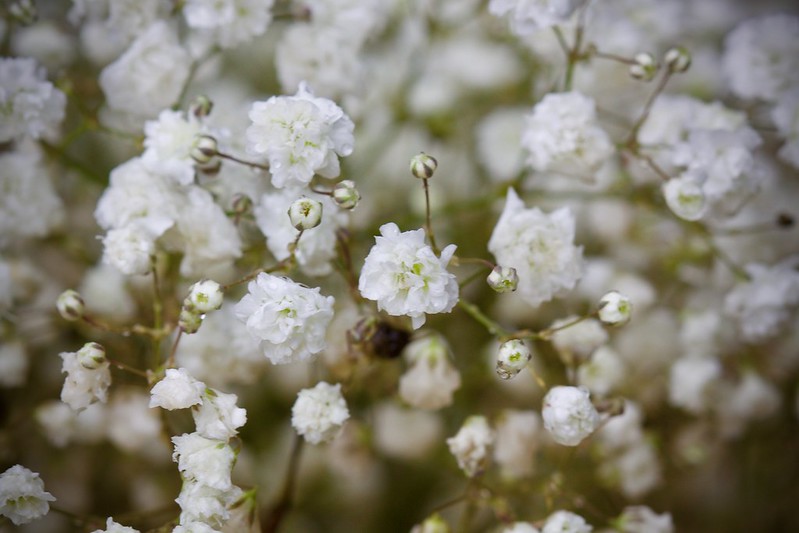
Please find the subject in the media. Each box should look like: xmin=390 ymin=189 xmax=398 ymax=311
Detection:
xmin=447 ymin=415 xmax=495 ymax=477
xmin=398 ymin=335 xmax=461 ymax=410
xmin=488 ymin=189 xmax=583 ymax=308
xmin=192 ymin=388 xmax=247 ymax=442
xmin=90 ymin=517 xmax=140 ymax=533
xmin=542 ymin=386 xmax=600 ymax=446
xmin=291 ymin=381 xmax=350 ymax=444
xmin=60 ymin=346 xmax=112 ymax=411
xmin=668 ymin=356 xmax=721 ymax=414
xmin=101 ymin=217 xmax=170 ymax=276
xmin=184 ymin=0 xmax=273 ymax=50
xmin=359 ymin=223 xmax=458 ymax=330
xmin=542 ymin=510 xmax=592 ymax=533
xmin=662 ymin=172 xmax=707 ymax=221
xmin=503 ymin=523 xmax=540 ymax=533
xmin=0 ymin=465 xmax=56 ymax=526
xmin=617 ymin=506 xmax=673 ymax=533
xmin=493 ymin=410 xmax=541 ymax=479
xmin=577 ymin=345 xmax=625 ymax=398
xmin=489 ymin=0 xmax=587 ymax=35
xmin=0 ymin=57 xmax=65 ymax=142
xmin=176 ymin=479 xmax=241 ymax=528
xmin=549 ymin=316 xmax=608 ymax=365
xmin=0 ymin=340 xmax=28 ymax=388
xmin=772 ymin=88 xmax=799 ymax=169
xmin=172 ymin=433 xmax=235 ymax=491
xmin=149 ymin=368 xmax=205 ymax=411
xmin=142 ymin=109 xmax=210 ymax=185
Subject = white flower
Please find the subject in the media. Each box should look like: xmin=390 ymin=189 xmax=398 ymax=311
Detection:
xmin=176 ymin=479 xmax=240 ymax=528
xmin=488 ymin=188 xmax=583 ymax=308
xmin=600 ymin=440 xmax=662 ymax=499
xmin=359 ymin=223 xmax=458 ymax=330
xmin=542 ymin=386 xmax=599 ymax=446
xmin=185 ymin=280 xmax=224 ymax=314
xmin=101 ymin=217 xmax=171 ymax=276
xmin=662 ymin=172 xmax=707 ymax=221
xmin=372 ymin=402 xmax=443 ymax=460
xmin=597 ymin=290 xmax=632 ymax=326
xmin=149 ymin=368 xmax=205 ymax=411
xmin=475 ymin=106 xmax=526 ymax=182
xmin=99 ymin=21 xmax=191 ymax=118
xmin=107 ymin=389 xmax=164 ymax=455
xmin=496 ymin=339 xmax=533 ymax=380
xmin=234 ymin=273 xmax=335 ymax=364
xmin=142 ymin=109 xmax=209 ymax=185
xmin=90 ymin=517 xmax=140 ymax=533
xmin=35 ymin=401 xmax=106 ymax=448
xmin=772 ymin=88 xmax=799 ymax=169
xmin=0 ymin=57 xmax=66 ymax=142
xmin=0 ymin=340 xmax=28 ymax=388
xmin=489 ymin=0 xmax=587 ymax=35
xmin=172 ymin=522 xmax=220 ymax=533
xmin=60 ymin=347 xmax=112 ymax=411
xmin=184 ymin=0 xmax=273 ymax=50
xmin=542 ymin=510 xmax=592 ymax=533
xmin=291 ymin=381 xmax=350 ymax=444
xmin=246 ymin=82 xmax=354 ymax=189
xmin=172 ymin=432 xmax=235 ymax=491
xmin=192 ymin=388 xmax=247 ymax=441
xmin=493 ymin=410 xmax=541 ymax=479
xmin=549 ymin=316 xmax=608 ymax=365
xmin=446 ymin=415 xmax=495 ymax=477
xmin=521 ymin=92 xmax=613 ymax=176
xmin=288 ymin=197 xmax=324 ymax=230
xmin=0 ymin=465 xmax=56 ymax=526
xmin=722 ymin=14 xmax=799 ymax=102
xmin=576 ymin=346 xmax=625 ymax=398
xmin=668 ymin=357 xmax=721 ymax=414
xmin=617 ymin=506 xmax=673 ymax=533
xmin=398 ymin=335 xmax=461 ymax=410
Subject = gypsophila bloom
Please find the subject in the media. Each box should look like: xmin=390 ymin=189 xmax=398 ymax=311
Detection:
xmin=288 ymin=197 xmax=323 ymax=230
xmin=183 ymin=0 xmax=273 ymax=50
xmin=0 ymin=57 xmax=66 ymax=142
xmin=76 ymin=342 xmax=105 ymax=370
xmin=411 ymin=514 xmax=451 ymax=533
xmin=542 ymin=386 xmax=600 ymax=446
xmin=0 ymin=465 xmax=56 ymax=525
xmin=192 ymin=388 xmax=247 ymax=441
xmin=503 ymin=523 xmax=540 ymax=533
xmin=332 ymin=179 xmax=360 ymax=209
xmin=489 ymin=0 xmax=587 ymax=35
xmin=487 ymin=265 xmax=519 ymax=293
xmin=149 ymin=368 xmax=205 ymax=411
xmin=90 ymin=517 xmax=140 ymax=533
xmin=246 ymin=82 xmax=354 ymax=189
xmin=172 ymin=433 xmax=235 ymax=491
xmin=598 ymin=291 xmax=633 ymax=326
xmin=772 ymin=88 xmax=799 ymax=168
xmin=185 ymin=280 xmax=224 ymax=314
xmin=291 ymin=381 xmax=350 ymax=444
xmin=60 ymin=346 xmax=112 ymax=411
xmin=176 ymin=479 xmax=241 ymax=528
xmin=447 ymin=415 xmax=495 ymax=477
xmin=100 ymin=218 xmax=167 ymax=276
xmin=542 ymin=510 xmax=592 ymax=533
xmin=488 ymin=189 xmax=582 ymax=308
xmin=549 ymin=316 xmax=608 ymax=365
xmin=359 ymin=223 xmax=458 ymax=330
xmin=172 ymin=521 xmax=219 ymax=533
xmin=234 ymin=273 xmax=335 ymax=364
xmin=496 ymin=339 xmax=533 ymax=380
xmin=494 ymin=410 xmax=541 ymax=479
xmin=577 ymin=345 xmax=625 ymax=397
xmin=521 ymin=92 xmax=613 ymax=176
xmin=399 ymin=335 xmax=461 ymax=410
xmin=616 ymin=506 xmax=673 ymax=533
xmin=662 ymin=171 xmax=707 ymax=221
xmin=0 ymin=340 xmax=28 ymax=387
xmin=668 ymin=357 xmax=721 ymax=414
xmin=142 ymin=109 xmax=212 ymax=185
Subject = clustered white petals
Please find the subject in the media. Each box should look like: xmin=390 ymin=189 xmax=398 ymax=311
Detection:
xmin=359 ymin=223 xmax=459 ymax=330
xmin=541 ymin=510 xmax=592 ymax=533
xmin=149 ymin=368 xmax=205 ymax=410
xmin=291 ymin=381 xmax=350 ymax=444
xmin=542 ymin=386 xmax=600 ymax=446
xmin=0 ymin=57 xmax=66 ymax=142
xmin=489 ymin=0 xmax=587 ymax=35
xmin=447 ymin=415 xmax=495 ymax=477
xmin=60 ymin=344 xmax=112 ymax=411
xmin=90 ymin=517 xmax=140 ymax=533
xmin=398 ymin=335 xmax=462 ymax=410
xmin=0 ymin=465 xmax=56 ymax=526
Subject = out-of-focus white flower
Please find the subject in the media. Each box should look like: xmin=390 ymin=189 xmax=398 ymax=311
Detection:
xmin=184 ymin=0 xmax=273 ymax=50
xmin=142 ymin=109 xmax=211 ymax=185
xmin=0 ymin=57 xmax=65 ymax=142
xmin=447 ymin=415 xmax=495 ymax=477
xmin=90 ymin=517 xmax=140 ymax=533
xmin=0 ymin=465 xmax=56 ymax=525
xmin=107 ymin=389 xmax=165 ymax=456
xmin=577 ymin=345 xmax=625 ymax=398
xmin=503 ymin=523 xmax=540 ymax=533
xmin=668 ymin=356 xmax=721 ymax=414
xmin=598 ymin=291 xmax=633 ymax=326
xmin=101 ymin=217 xmax=171 ymax=276
xmin=716 ymin=371 xmax=781 ymax=439
xmin=599 ymin=439 xmax=662 ymax=499
xmin=772 ymin=88 xmax=799 ymax=169
xmin=662 ymin=171 xmax=707 ymax=221
xmin=411 ymin=513 xmax=451 ymax=533
xmin=489 ymin=0 xmax=587 ymax=35
xmin=149 ymin=368 xmax=205 ymax=411
xmin=549 ymin=316 xmax=608 ymax=365
xmin=172 ymin=432 xmax=235 ymax=491
xmin=35 ymin=401 xmax=106 ymax=448
xmin=246 ymin=82 xmax=354 ymax=189
xmin=398 ymin=335 xmax=461 ymax=410
xmin=99 ymin=21 xmax=191 ymax=118
xmin=521 ymin=91 xmax=613 ymax=176
xmin=494 ymin=410 xmax=541 ymax=479
xmin=291 ymin=381 xmax=350 ymax=444
xmin=234 ymin=273 xmax=335 ymax=364
xmin=0 ymin=340 xmax=28 ymax=387
xmin=173 ymin=521 xmax=219 ymax=533
xmin=488 ymin=188 xmax=583 ymax=308
xmin=60 ymin=345 xmax=112 ymax=411
xmin=722 ymin=14 xmax=799 ymax=102
xmin=475 ymin=107 xmax=526 ymax=182
xmin=192 ymin=388 xmax=247 ymax=442
xmin=542 ymin=386 xmax=600 ymax=446
xmin=617 ymin=506 xmax=673 ymax=533
xmin=541 ymin=510 xmax=592 ymax=533
xmin=495 ymin=339 xmax=533 ymax=380
xmin=78 ymin=264 xmax=138 ymax=323
xmin=372 ymin=402 xmax=443 ymax=460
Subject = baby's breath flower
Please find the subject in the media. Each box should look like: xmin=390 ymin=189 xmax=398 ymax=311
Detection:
xmin=0 ymin=465 xmax=56 ymax=526
xmin=542 ymin=386 xmax=600 ymax=446
xmin=291 ymin=381 xmax=350 ymax=444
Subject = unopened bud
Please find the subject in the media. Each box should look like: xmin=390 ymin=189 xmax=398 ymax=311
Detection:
xmin=663 ymin=173 xmax=706 ymax=221
xmin=288 ymin=197 xmax=323 ymax=230
xmin=184 ymin=279 xmax=224 ymax=314
xmin=57 ymin=289 xmax=85 ymax=321
xmin=332 ymin=180 xmax=360 ymax=210
xmin=629 ymin=52 xmax=658 ymax=81
xmin=496 ymin=339 xmax=533 ymax=380
xmin=487 ymin=265 xmax=518 ymax=293
xmin=597 ymin=290 xmax=632 ymax=327
xmin=191 ymin=135 xmax=218 ymax=165
xmin=664 ymin=46 xmax=691 ymax=73
xmin=179 ymin=308 xmax=203 ymax=334
xmin=232 ymin=193 xmax=253 ymax=215
xmin=77 ymin=342 xmax=106 ymax=369
xmin=189 ymin=95 xmax=214 ymax=118
xmin=410 ymin=153 xmax=438 ymax=179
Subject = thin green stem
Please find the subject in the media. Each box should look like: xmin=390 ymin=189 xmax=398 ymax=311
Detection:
xmin=217 ymin=151 xmax=270 ymax=171
xmin=626 ymin=70 xmax=673 ymax=147
xmin=108 ymin=358 xmax=149 ymax=379
xmin=457 ymin=300 xmax=508 ymax=337
xmin=423 ymin=178 xmax=439 ymax=255
xmin=264 ymin=435 xmax=305 ymax=533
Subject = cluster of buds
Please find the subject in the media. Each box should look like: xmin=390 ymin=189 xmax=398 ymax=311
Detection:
xmin=629 ymin=52 xmax=658 ymax=81
xmin=178 ymin=280 xmax=224 ymax=334
xmin=664 ymin=46 xmax=691 ymax=73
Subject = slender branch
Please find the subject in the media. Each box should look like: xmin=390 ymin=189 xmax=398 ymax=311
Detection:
xmin=625 ymin=70 xmax=673 ymax=146
xmin=165 ymin=328 xmax=183 ymax=369
xmin=263 ymin=435 xmax=305 ymax=533
xmin=457 ymin=300 xmax=508 ymax=337
xmin=217 ymin=151 xmax=270 ymax=171
xmin=108 ymin=358 xmax=149 ymax=379
xmin=422 ymin=178 xmax=439 ymax=255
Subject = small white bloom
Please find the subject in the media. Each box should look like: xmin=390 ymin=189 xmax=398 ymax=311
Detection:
xmin=184 ymin=0 xmax=273 ymax=50
xmin=398 ymin=335 xmax=461 ymax=410
xmin=359 ymin=223 xmax=458 ymax=330
xmin=411 ymin=514 xmax=450 ymax=533
xmin=185 ymin=280 xmax=224 ymax=314
xmin=0 ymin=340 xmax=28 ymax=387
xmin=447 ymin=415 xmax=495 ymax=477
xmin=772 ymin=88 xmax=799 ymax=168
xmin=503 ymin=523 xmax=540 ymax=533
xmin=172 ymin=522 xmax=220 ymax=533
xmin=142 ymin=109 xmax=209 ymax=185
xmin=107 ymin=389 xmax=164 ymax=455
xmin=234 ymin=273 xmax=335 ymax=364
xmin=488 ymin=189 xmax=583 ymax=308
xmin=489 ymin=0 xmax=587 ymax=35
xmin=617 ymin=506 xmax=673 ymax=533
xmin=0 ymin=57 xmax=66 ymax=142
xmin=172 ymin=432 xmax=235 ymax=491
xmin=101 ymin=219 xmax=167 ymax=276
xmin=60 ymin=346 xmax=112 ymax=411
xmin=577 ymin=345 xmax=625 ymax=398
xmin=549 ymin=316 xmax=608 ymax=365
xmin=542 ymin=386 xmax=600 ymax=446
xmin=90 ymin=517 xmax=140 ymax=533
xmin=332 ymin=179 xmax=360 ymax=210
xmin=597 ymin=291 xmax=633 ymax=326
xmin=496 ymin=339 xmax=533 ymax=380
xmin=288 ymin=197 xmax=323 ymax=230
xmin=372 ymin=402 xmax=443 ymax=460
xmin=487 ymin=265 xmax=519 ymax=294
xmin=475 ymin=106 xmax=526 ymax=182
xmin=291 ymin=381 xmax=350 ymax=444
xmin=542 ymin=510 xmax=592 ymax=533
xmin=192 ymin=388 xmax=247 ymax=441
xmin=0 ymin=465 xmax=56 ymax=526
xmin=493 ymin=410 xmax=541 ymax=479
xmin=149 ymin=368 xmax=205 ymax=411
xmin=668 ymin=357 xmax=721 ymax=414
xmin=176 ymin=479 xmax=240 ymax=528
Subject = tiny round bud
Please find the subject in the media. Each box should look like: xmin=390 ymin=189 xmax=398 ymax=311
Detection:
xmin=189 ymin=95 xmax=214 ymax=118
xmin=287 ymin=197 xmax=323 ymax=230
xmin=487 ymin=265 xmax=518 ymax=293
xmin=179 ymin=308 xmax=203 ymax=334
xmin=663 ymin=173 xmax=706 ymax=221
xmin=332 ymin=180 xmax=361 ymax=210
xmin=777 ymin=212 xmax=794 ymax=228
xmin=628 ymin=52 xmax=658 ymax=81
xmin=496 ymin=339 xmax=533 ymax=380
xmin=232 ymin=193 xmax=253 ymax=215
xmin=184 ymin=279 xmax=224 ymax=314
xmin=191 ymin=134 xmax=218 ymax=165
xmin=410 ymin=153 xmax=438 ymax=179
xmin=77 ymin=342 xmax=106 ymax=370
xmin=597 ymin=290 xmax=632 ymax=326
xmin=57 ymin=289 xmax=85 ymax=321
xmin=664 ymin=46 xmax=691 ymax=73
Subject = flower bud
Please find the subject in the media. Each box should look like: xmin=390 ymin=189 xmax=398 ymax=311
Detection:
xmin=496 ymin=339 xmax=532 ymax=380
xmin=410 ymin=153 xmax=438 ymax=179
xmin=288 ymin=197 xmax=323 ymax=230
xmin=332 ymin=180 xmax=360 ymax=210
xmin=184 ymin=279 xmax=224 ymax=314
xmin=487 ymin=265 xmax=518 ymax=293
xmin=232 ymin=193 xmax=253 ymax=215
xmin=179 ymin=308 xmax=203 ymax=334
xmin=664 ymin=46 xmax=691 ymax=73
xmin=189 ymin=95 xmax=214 ymax=118
xmin=56 ymin=289 xmax=85 ymax=321
xmin=597 ymin=290 xmax=632 ymax=326
xmin=77 ymin=342 xmax=106 ymax=370
xmin=629 ymin=52 xmax=658 ymax=81
xmin=191 ymin=134 xmax=218 ymax=165
xmin=663 ymin=173 xmax=706 ymax=221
